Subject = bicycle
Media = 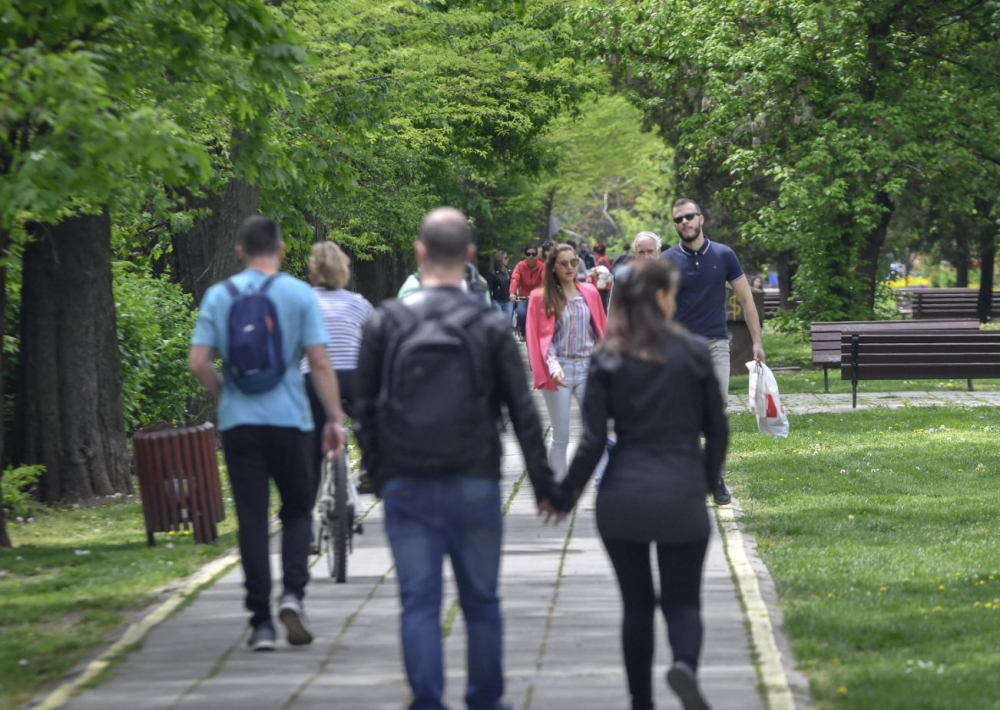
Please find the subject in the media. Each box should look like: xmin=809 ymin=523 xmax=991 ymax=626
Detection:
xmin=316 ymin=433 xmax=363 ymax=583
xmin=512 ymin=296 xmax=529 ymax=342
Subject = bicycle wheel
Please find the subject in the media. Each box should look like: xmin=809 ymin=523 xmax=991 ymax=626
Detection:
xmin=327 ymin=452 xmax=349 ymax=583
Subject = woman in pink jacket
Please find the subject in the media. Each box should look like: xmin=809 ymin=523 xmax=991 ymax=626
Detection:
xmin=526 ymin=244 xmax=607 ymax=482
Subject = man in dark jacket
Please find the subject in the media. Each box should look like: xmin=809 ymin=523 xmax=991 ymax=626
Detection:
xmin=354 ymin=207 xmax=558 ymax=710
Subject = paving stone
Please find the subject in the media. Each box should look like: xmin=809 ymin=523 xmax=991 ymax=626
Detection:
xmin=61 ymin=358 xmax=833 ymax=710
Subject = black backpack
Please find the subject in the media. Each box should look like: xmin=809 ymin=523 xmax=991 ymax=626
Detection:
xmin=376 ymin=298 xmax=490 ymax=473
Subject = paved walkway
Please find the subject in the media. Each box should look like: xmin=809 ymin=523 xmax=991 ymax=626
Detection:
xmin=728 ymin=389 xmax=1000 ymax=414
xmin=57 ymin=391 xmax=796 ymax=710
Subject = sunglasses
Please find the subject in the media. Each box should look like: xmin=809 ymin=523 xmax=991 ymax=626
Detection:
xmin=525 ymin=252 xmax=538 ymax=257
xmin=556 ymin=258 xmax=579 ymax=268
xmin=673 ymin=212 xmax=701 ymax=224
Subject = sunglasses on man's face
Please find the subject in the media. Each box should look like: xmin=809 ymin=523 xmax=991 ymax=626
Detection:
xmin=673 ymin=212 xmax=701 ymax=224
xmin=526 ymin=252 xmax=538 ymax=257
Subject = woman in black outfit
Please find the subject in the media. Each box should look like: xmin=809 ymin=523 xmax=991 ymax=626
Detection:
xmin=487 ymin=250 xmax=513 ymax=320
xmin=553 ymin=259 xmax=727 ymax=710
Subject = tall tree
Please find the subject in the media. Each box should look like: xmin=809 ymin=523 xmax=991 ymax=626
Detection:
xmin=1 ymin=0 xmax=306 ymax=503
xmin=579 ymin=0 xmax=1000 ymax=321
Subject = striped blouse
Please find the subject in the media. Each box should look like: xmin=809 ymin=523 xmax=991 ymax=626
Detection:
xmin=546 ymin=294 xmax=596 ymax=375
xmin=300 ymin=288 xmax=374 ymax=373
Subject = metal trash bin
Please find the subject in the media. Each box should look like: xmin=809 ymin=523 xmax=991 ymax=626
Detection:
xmin=133 ymin=422 xmax=226 ymax=545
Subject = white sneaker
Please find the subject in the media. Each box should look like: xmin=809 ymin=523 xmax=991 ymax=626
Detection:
xmin=278 ymin=593 xmax=314 ymax=646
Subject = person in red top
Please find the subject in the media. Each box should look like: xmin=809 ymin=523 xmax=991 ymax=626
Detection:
xmin=510 ymin=243 xmax=545 ymax=338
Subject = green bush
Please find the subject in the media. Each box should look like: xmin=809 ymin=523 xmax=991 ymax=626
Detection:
xmin=1 ymin=464 xmax=44 ymax=518
xmin=114 ymin=264 xmax=199 ymax=433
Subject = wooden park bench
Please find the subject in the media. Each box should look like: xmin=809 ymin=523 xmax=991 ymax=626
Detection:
xmin=911 ymin=288 xmax=1000 ymax=320
xmin=840 ymin=329 xmax=1000 ymax=408
xmin=761 ymin=289 xmax=800 ymax=319
xmin=810 ymin=319 xmax=980 ymax=392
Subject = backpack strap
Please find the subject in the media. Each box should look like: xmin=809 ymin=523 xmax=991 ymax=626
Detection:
xmin=223 ymin=279 xmax=239 ymax=298
xmin=377 ymin=300 xmax=421 ymax=404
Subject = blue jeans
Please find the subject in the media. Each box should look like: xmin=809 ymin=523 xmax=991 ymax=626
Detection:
xmin=514 ymin=299 xmax=528 ymax=337
xmin=383 ymin=477 xmax=505 ymax=710
xmin=492 ymin=300 xmax=514 ymax=320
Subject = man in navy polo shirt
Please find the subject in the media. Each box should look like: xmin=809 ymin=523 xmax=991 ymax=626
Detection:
xmin=661 ymin=198 xmax=764 ymax=505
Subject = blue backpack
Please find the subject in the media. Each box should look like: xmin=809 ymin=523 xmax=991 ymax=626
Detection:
xmin=224 ymin=275 xmax=286 ymax=394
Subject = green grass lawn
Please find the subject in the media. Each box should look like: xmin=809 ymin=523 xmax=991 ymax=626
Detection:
xmin=727 ymin=407 xmax=1000 ymax=709
xmin=0 ymin=497 xmax=238 ymax=710
xmin=730 ymin=329 xmax=1000 ymax=394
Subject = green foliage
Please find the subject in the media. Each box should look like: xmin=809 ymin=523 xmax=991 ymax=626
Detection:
xmin=1 ymin=465 xmax=44 ymax=519
xmin=577 ymin=0 xmax=1000 ymax=322
xmin=113 ymin=265 xmax=198 ymax=433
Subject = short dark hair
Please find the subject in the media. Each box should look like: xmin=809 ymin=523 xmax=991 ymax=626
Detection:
xmin=672 ymin=197 xmax=702 ymax=213
xmin=524 ymin=243 xmax=540 ymax=255
xmin=239 ymin=215 xmax=283 ymax=258
xmin=419 ymin=207 xmax=471 ymax=267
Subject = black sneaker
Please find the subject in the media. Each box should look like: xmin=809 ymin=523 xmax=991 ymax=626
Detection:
xmin=278 ymin=593 xmax=314 ymax=646
xmin=712 ymin=479 xmax=732 ymax=506
xmin=247 ymin=620 xmax=276 ymax=652
xmin=666 ymin=662 xmax=710 ymax=710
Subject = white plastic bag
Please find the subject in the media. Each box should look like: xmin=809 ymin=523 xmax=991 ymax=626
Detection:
xmin=746 ymin=361 xmax=789 ymax=438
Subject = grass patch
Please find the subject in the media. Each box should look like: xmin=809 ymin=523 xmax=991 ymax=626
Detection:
xmin=0 ymin=494 xmax=238 ymax=710
xmin=728 ymin=407 xmax=1000 ymax=709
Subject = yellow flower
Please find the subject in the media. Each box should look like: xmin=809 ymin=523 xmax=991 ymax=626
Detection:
xmin=838 ymin=687 xmax=847 ymax=695
xmin=935 ymin=605 xmax=944 ymax=612
xmin=828 ymin=592 xmax=835 ymax=599
xmin=939 ymin=585 xmax=946 ymax=590
xmin=974 ymin=601 xmax=982 ymax=607
xmin=879 ymin=586 xmax=887 ymax=593
xmin=847 ymin=514 xmax=854 ymax=520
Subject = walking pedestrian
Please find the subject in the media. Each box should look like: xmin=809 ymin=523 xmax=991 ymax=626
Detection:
xmin=554 ymin=259 xmax=728 ymax=710
xmin=188 ymin=215 xmax=345 ymax=651
xmin=353 ymin=207 xmax=558 ymax=710
xmin=660 ymin=198 xmax=764 ymax=505
xmin=525 ymin=244 xmax=607 ymax=482
xmin=299 ymin=240 xmax=373 ymax=495
xmin=509 ymin=243 xmax=545 ymax=339
xmin=593 ymin=242 xmax=613 ymax=313
xmin=487 ymin=250 xmax=513 ymax=321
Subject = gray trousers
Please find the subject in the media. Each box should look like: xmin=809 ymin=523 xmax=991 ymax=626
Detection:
xmin=707 ymin=338 xmax=730 ymax=484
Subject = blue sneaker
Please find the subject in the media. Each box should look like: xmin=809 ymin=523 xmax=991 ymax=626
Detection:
xmin=247 ymin=620 xmax=276 ymax=652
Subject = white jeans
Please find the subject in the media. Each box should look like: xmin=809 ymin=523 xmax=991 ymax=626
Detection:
xmin=541 ymin=357 xmax=590 ymax=483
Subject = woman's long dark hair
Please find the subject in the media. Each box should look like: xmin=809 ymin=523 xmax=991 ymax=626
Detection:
xmin=542 ymin=244 xmax=576 ymax=318
xmin=492 ymin=251 xmax=507 ymax=272
xmin=601 ymin=259 xmax=686 ymax=364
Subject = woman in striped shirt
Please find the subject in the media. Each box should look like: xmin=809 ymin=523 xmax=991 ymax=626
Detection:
xmin=301 ymin=241 xmax=373 ymax=458
xmin=526 ymin=244 xmax=607 ymax=482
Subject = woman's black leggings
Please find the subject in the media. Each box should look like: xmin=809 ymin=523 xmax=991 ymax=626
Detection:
xmin=603 ymin=537 xmax=709 ymax=710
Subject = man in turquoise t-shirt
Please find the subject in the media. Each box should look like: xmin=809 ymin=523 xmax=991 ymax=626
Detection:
xmin=189 ymin=215 xmax=344 ymax=651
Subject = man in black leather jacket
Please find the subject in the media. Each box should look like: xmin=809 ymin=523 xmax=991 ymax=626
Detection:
xmin=353 ymin=207 xmax=557 ymax=710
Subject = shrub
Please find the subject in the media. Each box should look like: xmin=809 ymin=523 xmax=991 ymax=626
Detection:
xmin=1 ymin=464 xmax=44 ymax=518
xmin=114 ymin=264 xmax=199 ymax=433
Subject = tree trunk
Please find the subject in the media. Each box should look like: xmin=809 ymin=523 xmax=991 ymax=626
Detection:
xmin=170 ymin=176 xmax=260 ymax=305
xmin=954 ymin=233 xmax=970 ymax=288
xmin=0 ymin=227 xmax=9 ymax=548
xmin=776 ymin=249 xmax=795 ymax=308
xmin=976 ymin=200 xmax=997 ymax=323
xmin=537 ymin=187 xmax=557 ymax=241
xmin=16 ymin=212 xmax=131 ymax=503
xmin=857 ymin=191 xmax=895 ymax=313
